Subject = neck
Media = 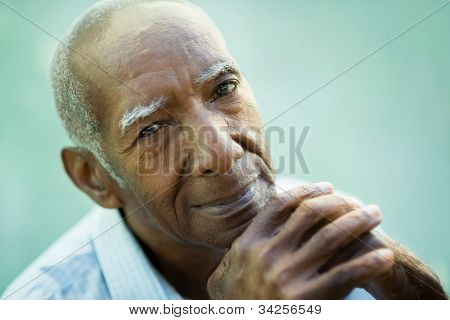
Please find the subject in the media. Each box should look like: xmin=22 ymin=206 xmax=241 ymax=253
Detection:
xmin=121 ymin=208 xmax=225 ymax=299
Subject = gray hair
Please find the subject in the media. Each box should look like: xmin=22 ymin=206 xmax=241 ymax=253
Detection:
xmin=50 ymin=0 xmax=191 ymax=188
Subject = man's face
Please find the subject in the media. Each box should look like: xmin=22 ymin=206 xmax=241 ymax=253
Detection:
xmin=91 ymin=2 xmax=275 ymax=248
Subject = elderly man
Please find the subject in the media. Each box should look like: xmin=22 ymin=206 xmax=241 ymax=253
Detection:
xmin=2 ymin=0 xmax=447 ymax=300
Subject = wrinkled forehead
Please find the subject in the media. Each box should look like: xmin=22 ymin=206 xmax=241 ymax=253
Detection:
xmin=82 ymin=1 xmax=235 ymax=143
xmin=98 ymin=1 xmax=229 ymax=82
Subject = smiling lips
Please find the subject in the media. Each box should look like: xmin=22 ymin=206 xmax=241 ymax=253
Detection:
xmin=190 ymin=181 xmax=259 ymax=217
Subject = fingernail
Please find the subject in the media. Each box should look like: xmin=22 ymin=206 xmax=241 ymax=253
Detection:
xmin=365 ymin=204 xmax=381 ymax=219
xmin=316 ymin=182 xmax=333 ymax=192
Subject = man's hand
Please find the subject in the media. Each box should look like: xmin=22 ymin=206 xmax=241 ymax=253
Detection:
xmin=363 ymin=233 xmax=448 ymax=299
xmin=207 ymin=183 xmax=395 ymax=299
xmin=267 ymin=190 xmax=448 ymax=300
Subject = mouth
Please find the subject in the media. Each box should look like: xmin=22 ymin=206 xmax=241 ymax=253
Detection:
xmin=190 ymin=180 xmax=260 ymax=217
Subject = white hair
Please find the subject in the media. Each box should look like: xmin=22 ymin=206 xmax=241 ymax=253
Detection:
xmin=119 ymin=97 xmax=167 ymax=136
xmin=195 ymin=60 xmax=239 ymax=85
xmin=49 ymin=0 xmax=191 ymax=188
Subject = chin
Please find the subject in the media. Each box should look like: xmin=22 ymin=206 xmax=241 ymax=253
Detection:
xmin=186 ymin=177 xmax=275 ymax=248
xmin=208 ymin=219 xmax=254 ymax=248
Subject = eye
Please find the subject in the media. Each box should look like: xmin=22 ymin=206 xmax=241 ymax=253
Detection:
xmin=213 ymin=80 xmax=238 ymax=100
xmin=138 ymin=123 xmax=164 ymax=139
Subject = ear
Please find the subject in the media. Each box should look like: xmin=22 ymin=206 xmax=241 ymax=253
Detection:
xmin=61 ymin=147 xmax=123 ymax=209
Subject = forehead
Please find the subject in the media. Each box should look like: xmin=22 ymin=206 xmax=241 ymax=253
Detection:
xmin=102 ymin=2 xmax=229 ymax=84
xmin=89 ymin=2 xmax=234 ymax=138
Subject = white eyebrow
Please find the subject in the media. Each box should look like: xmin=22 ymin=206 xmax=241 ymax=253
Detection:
xmin=195 ymin=60 xmax=240 ymax=85
xmin=119 ymin=96 xmax=167 ymax=136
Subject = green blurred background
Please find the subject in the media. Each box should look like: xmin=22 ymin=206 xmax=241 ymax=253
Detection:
xmin=0 ymin=0 xmax=449 ymax=294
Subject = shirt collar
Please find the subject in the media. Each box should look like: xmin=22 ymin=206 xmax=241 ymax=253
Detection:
xmin=90 ymin=207 xmax=183 ymax=300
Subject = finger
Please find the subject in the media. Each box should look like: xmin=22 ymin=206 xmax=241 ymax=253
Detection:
xmin=319 ymin=232 xmax=387 ymax=273
xmin=249 ymin=182 xmax=334 ymax=234
xmin=276 ymin=182 xmax=335 ymax=212
xmin=272 ymin=193 xmax=362 ymax=249
xmin=291 ymin=248 xmax=395 ymax=299
xmin=295 ymin=204 xmax=382 ymax=272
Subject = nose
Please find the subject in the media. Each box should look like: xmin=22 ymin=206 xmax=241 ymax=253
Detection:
xmin=189 ymin=121 xmax=244 ymax=177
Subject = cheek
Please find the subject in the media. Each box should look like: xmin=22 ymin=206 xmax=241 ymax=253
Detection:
xmin=230 ymin=89 xmax=264 ymax=129
xmin=128 ymin=174 xmax=183 ymax=236
xmin=135 ymin=125 xmax=191 ymax=177
xmin=224 ymin=93 xmax=262 ymax=127
xmin=134 ymin=141 xmax=183 ymax=208
xmin=136 ymin=134 xmax=169 ymax=176
xmin=127 ymin=137 xmax=191 ymax=233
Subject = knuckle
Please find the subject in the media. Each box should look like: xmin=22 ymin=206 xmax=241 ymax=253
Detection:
xmin=298 ymin=183 xmax=318 ymax=197
xmin=264 ymin=265 xmax=290 ymax=288
xmin=336 ymin=194 xmax=361 ymax=212
xmin=293 ymin=202 xmax=316 ymax=222
xmin=306 ymin=183 xmax=325 ymax=196
xmin=302 ymin=207 xmax=319 ymax=225
xmin=332 ymin=268 xmax=353 ymax=287
xmin=340 ymin=211 xmax=362 ymax=229
xmin=231 ymin=238 xmax=251 ymax=257
xmin=316 ymin=226 xmax=338 ymax=246
xmin=253 ymin=242 xmax=276 ymax=270
xmin=300 ymin=198 xmax=322 ymax=216
xmin=342 ymin=195 xmax=363 ymax=209
xmin=263 ymin=269 xmax=279 ymax=286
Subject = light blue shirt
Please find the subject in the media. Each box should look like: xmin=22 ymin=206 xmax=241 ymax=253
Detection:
xmin=2 ymin=206 xmax=182 ymax=300
xmin=2 ymin=177 xmax=373 ymax=300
